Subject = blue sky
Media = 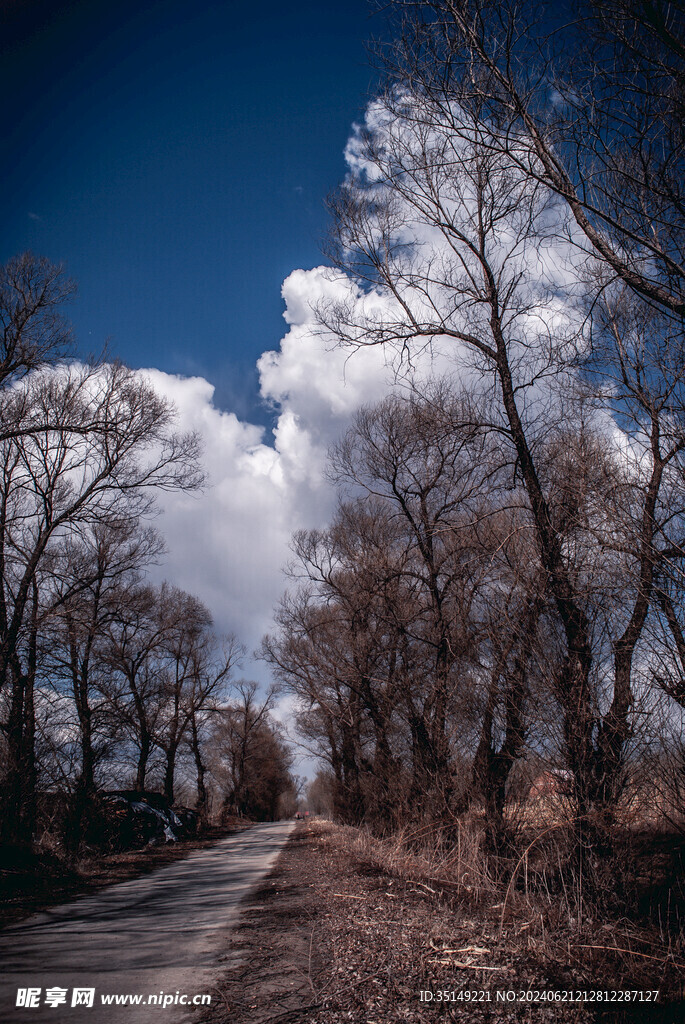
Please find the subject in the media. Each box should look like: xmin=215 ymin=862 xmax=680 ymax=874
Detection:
xmin=1 ymin=0 xmax=379 ymax=424
xmin=2 ymin=1 xmax=409 ymax=736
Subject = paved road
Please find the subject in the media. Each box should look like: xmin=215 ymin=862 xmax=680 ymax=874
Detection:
xmin=0 ymin=821 xmax=295 ymax=1023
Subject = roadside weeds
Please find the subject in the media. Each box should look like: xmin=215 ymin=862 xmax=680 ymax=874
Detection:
xmin=200 ymin=819 xmax=685 ymax=1024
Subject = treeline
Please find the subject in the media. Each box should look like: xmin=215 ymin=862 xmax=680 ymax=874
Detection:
xmin=265 ymin=0 xmax=685 ymax=867
xmin=0 ymin=254 xmax=294 ymax=854
xmin=266 ymin=385 xmax=685 ymax=841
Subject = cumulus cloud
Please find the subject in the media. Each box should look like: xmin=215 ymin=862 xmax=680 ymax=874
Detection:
xmin=145 ymin=93 xmax=589 ymax=699
xmin=142 ymin=370 xmax=293 ymax=654
xmin=143 ymin=304 xmax=393 ymax=659
xmin=144 ymin=276 xmax=452 ymax=674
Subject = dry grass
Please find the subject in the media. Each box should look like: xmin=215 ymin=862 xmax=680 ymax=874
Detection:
xmin=307 ymin=819 xmax=685 ymax=1022
xmin=195 ymin=819 xmax=685 ymax=1023
xmin=342 ymin=814 xmax=497 ymax=899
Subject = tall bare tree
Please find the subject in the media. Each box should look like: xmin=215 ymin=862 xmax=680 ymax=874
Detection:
xmin=45 ymin=523 xmax=164 ymax=848
xmin=0 ymin=357 xmax=203 ymax=845
xmin=185 ymin=633 xmax=242 ymax=822
xmin=319 ymin=33 xmax=685 ymax=835
xmin=377 ymin=0 xmax=685 ymax=317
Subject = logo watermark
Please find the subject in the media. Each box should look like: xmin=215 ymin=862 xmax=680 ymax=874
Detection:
xmin=16 ymin=987 xmax=211 ymax=1009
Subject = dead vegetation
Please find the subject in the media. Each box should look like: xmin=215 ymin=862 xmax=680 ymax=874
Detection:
xmin=315 ymin=820 xmax=684 ymax=1021
xmin=203 ymin=820 xmax=685 ymax=1024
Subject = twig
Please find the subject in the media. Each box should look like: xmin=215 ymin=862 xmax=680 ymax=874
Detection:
xmin=307 ymin=925 xmax=317 ymax=995
xmin=429 ymin=940 xmax=490 ymax=954
xmin=572 ymin=944 xmax=685 ymax=970
xmin=417 ymin=881 xmax=437 ymax=893
xmin=427 ymin=959 xmax=504 ymax=970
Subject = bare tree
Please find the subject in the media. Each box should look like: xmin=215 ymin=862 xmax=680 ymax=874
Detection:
xmin=470 ymin=507 xmax=546 ymax=847
xmin=101 ymin=584 xmax=168 ymax=793
xmin=211 ymin=681 xmax=292 ymax=821
xmin=45 ymin=523 xmax=164 ymax=849
xmin=185 ymin=633 xmax=242 ymax=822
xmin=152 ymin=586 xmax=213 ymax=803
xmin=264 ymin=497 xmax=418 ymax=826
xmin=0 ymin=253 xmax=74 ymax=390
xmin=377 ymin=0 xmax=685 ymax=317
xmin=151 ymin=586 xmax=240 ymax=805
xmin=329 ymin=388 xmax=494 ymax=815
xmin=319 ymin=49 xmax=685 ymax=837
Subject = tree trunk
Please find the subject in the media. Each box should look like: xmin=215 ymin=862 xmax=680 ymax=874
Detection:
xmin=135 ymin=729 xmax=151 ymax=792
xmin=164 ymin=743 xmax=177 ymax=804
xmin=190 ymin=714 xmax=208 ymax=823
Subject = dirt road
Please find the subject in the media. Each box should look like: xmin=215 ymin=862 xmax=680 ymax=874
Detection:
xmin=0 ymin=821 xmax=295 ymax=1024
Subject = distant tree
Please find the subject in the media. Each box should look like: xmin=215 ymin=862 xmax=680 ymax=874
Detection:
xmin=185 ymin=633 xmax=242 ymax=822
xmin=307 ymin=770 xmax=335 ymax=817
xmin=211 ymin=682 xmax=294 ymax=821
xmin=264 ymin=512 xmax=409 ymax=826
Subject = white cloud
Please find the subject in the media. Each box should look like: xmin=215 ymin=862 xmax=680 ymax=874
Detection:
xmin=143 ymin=94 xmax=590 ymax=705
xmin=141 ymin=370 xmax=293 ymax=654
xmin=141 ymin=293 xmax=398 ymax=663
xmin=143 ymin=275 xmax=453 ymax=676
